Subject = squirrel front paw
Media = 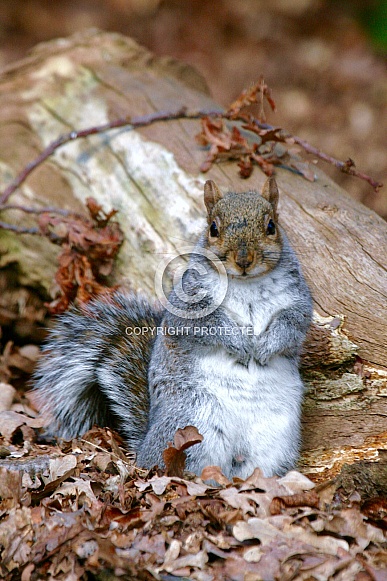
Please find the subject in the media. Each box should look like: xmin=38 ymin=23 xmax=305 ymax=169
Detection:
xmin=225 ymin=336 xmax=251 ymax=367
xmin=252 ymin=335 xmax=273 ymax=366
xmin=236 ymin=351 xmax=251 ymax=367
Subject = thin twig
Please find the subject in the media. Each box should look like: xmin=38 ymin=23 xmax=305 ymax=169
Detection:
xmin=292 ymin=135 xmax=382 ymax=191
xmin=251 ymin=119 xmax=383 ymax=191
xmin=0 ymin=220 xmax=60 ymax=241
xmin=0 ymin=106 xmax=382 ymax=209
xmin=0 ymin=203 xmax=83 ymax=217
xmin=0 ymin=108 xmax=222 ymax=205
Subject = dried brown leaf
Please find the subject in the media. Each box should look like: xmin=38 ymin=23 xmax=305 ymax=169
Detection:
xmin=277 ymin=471 xmax=316 ymax=494
xmin=197 ymin=117 xmax=232 ymax=149
xmin=0 ymin=383 xmax=16 ymax=412
xmin=238 ymin=158 xmax=253 ymax=178
xmin=21 ymin=563 xmax=35 ymax=581
xmin=361 ymin=497 xmax=387 ymax=523
xmin=102 ymin=505 xmax=144 ymax=529
xmin=173 ymin=426 xmax=204 ymax=451
xmin=39 ymin=200 xmax=124 ymax=314
xmin=228 ymin=78 xmax=277 ymax=119
xmin=163 ymin=445 xmax=186 ymax=478
xmin=219 ymin=487 xmax=264 ymax=516
xmin=0 ymin=410 xmax=47 ymax=438
xmin=201 ymin=465 xmax=231 ymax=486
xmin=55 ymin=478 xmax=99 ymax=506
xmin=0 ymin=467 xmax=22 ymax=503
xmin=49 ymin=455 xmax=77 ymax=480
xmin=250 ymin=152 xmax=274 ymax=175
xmin=163 ymin=426 xmax=204 ymax=477
xmin=233 ymin=517 xmax=284 ymax=544
xmin=270 ymin=491 xmax=320 ymax=515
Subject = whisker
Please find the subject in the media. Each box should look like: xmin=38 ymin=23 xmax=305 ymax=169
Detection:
xmin=168 ymin=236 xmax=196 ymax=244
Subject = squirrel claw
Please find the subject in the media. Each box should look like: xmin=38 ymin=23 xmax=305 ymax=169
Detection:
xmin=237 ymin=356 xmax=251 ymax=367
xmin=253 ymin=348 xmax=271 ymax=367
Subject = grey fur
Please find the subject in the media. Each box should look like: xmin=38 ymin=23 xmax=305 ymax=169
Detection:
xmin=34 ymin=187 xmax=312 ymax=479
xmin=34 ymin=294 xmax=163 ymax=449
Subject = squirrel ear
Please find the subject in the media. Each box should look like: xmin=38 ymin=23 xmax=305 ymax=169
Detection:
xmin=204 ymin=180 xmax=223 ymax=215
xmin=261 ymin=176 xmax=279 ymax=217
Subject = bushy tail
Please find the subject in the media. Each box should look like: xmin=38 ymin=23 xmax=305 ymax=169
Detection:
xmin=33 ymin=293 xmax=163 ymax=450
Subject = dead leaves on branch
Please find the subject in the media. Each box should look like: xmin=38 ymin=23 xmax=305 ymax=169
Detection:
xmin=194 ymin=78 xmax=382 ymax=190
xmin=197 ymin=117 xmax=300 ymax=179
xmin=0 ymin=76 xmax=382 ymax=255
xmin=197 ymin=79 xmax=318 ymax=181
xmin=0 ymin=421 xmax=386 ymax=580
xmin=0 ymin=80 xmax=382 ymax=292
xmin=228 ymin=78 xmax=277 ymax=120
xmin=38 ymin=197 xmax=124 ymax=313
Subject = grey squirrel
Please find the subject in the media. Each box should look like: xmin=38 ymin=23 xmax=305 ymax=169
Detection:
xmin=34 ymin=177 xmax=312 ymax=479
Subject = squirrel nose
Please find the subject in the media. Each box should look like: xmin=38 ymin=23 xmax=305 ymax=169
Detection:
xmin=235 ymin=248 xmax=254 ymax=270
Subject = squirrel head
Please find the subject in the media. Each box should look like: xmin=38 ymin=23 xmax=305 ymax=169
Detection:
xmin=203 ymin=176 xmax=282 ymax=278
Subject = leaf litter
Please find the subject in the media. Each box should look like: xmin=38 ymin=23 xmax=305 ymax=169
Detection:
xmin=40 ymin=197 xmax=124 ymax=314
xmin=0 ymin=220 xmax=386 ymax=579
xmin=0 ymin=419 xmax=386 ymax=580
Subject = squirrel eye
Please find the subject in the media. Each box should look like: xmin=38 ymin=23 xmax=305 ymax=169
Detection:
xmin=210 ymin=221 xmax=219 ymax=237
xmin=266 ymin=219 xmax=276 ymax=236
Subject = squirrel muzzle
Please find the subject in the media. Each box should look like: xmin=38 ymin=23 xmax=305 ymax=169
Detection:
xmin=234 ymin=246 xmax=255 ymax=271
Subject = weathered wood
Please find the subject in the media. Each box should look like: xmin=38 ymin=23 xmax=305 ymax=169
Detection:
xmin=0 ymin=29 xmax=386 ymax=479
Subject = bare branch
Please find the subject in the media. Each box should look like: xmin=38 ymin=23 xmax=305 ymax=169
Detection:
xmin=0 ymin=100 xmax=382 ymax=212
xmin=251 ymin=119 xmax=383 ymax=191
xmin=0 ymin=204 xmax=84 ymax=218
xmin=0 ymin=108 xmax=222 ymax=205
xmin=0 ymin=220 xmax=60 ymax=241
xmin=292 ymin=136 xmax=383 ymax=191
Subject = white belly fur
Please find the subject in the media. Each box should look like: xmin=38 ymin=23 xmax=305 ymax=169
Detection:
xmin=224 ymin=271 xmax=294 ymax=335
xmin=196 ymin=349 xmax=303 ymax=478
xmin=194 ymin=273 xmax=303 ymax=478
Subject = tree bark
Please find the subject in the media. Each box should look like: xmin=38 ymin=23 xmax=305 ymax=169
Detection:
xmin=0 ymin=29 xmax=386 ymax=480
